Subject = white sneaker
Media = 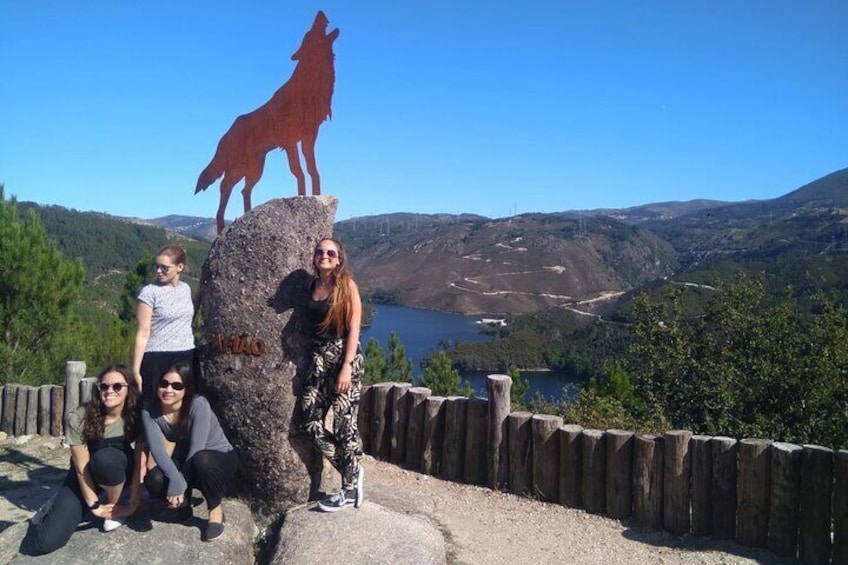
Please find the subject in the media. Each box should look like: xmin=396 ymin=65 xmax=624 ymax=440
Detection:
xmin=355 ymin=466 xmax=364 ymax=509
xmin=103 ymin=518 xmax=125 ymax=532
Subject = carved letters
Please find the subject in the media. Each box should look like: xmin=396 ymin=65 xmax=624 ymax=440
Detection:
xmin=211 ymin=334 xmax=266 ymax=357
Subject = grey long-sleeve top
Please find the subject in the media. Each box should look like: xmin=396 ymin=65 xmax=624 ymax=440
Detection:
xmin=141 ymin=396 xmax=234 ymax=496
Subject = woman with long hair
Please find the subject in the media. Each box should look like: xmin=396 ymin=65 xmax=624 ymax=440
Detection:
xmin=132 ymin=244 xmax=196 ymax=402
xmin=141 ymin=362 xmax=237 ymax=541
xmin=302 ymin=237 xmax=365 ymax=511
xmin=30 ymin=365 xmax=142 ymax=554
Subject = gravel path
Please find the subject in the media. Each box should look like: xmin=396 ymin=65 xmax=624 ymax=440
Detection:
xmin=1 ymin=434 xmax=793 ymax=564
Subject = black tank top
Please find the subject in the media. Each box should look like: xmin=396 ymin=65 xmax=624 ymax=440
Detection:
xmin=306 ymin=279 xmax=343 ymax=340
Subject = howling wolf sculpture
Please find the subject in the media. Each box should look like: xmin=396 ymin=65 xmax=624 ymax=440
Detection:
xmin=195 ymin=11 xmax=339 ymax=234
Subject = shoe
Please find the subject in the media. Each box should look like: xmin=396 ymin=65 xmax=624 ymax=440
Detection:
xmin=103 ymin=518 xmax=125 ymax=532
xmin=205 ymin=521 xmax=225 ymax=541
xmin=355 ymin=466 xmax=364 ymax=509
xmin=31 ymin=492 xmax=58 ymax=526
xmin=317 ymin=490 xmax=354 ymax=512
xmin=174 ymin=504 xmax=193 ymax=523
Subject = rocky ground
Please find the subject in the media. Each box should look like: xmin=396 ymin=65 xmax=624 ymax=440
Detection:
xmin=1 ymin=433 xmax=793 ymax=565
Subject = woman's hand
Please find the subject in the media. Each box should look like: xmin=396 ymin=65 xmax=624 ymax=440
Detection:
xmin=167 ymin=494 xmax=185 ymax=509
xmin=90 ymin=503 xmax=114 ymax=519
xmin=336 ymin=363 xmax=353 ymax=394
xmin=112 ymin=499 xmax=140 ymax=519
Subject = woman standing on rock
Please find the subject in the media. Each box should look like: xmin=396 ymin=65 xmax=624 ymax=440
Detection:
xmin=30 ymin=365 xmax=142 ymax=554
xmin=132 ymin=244 xmax=196 ymax=403
xmin=302 ymin=237 xmax=365 ymax=511
xmin=141 ymin=362 xmax=237 ymax=541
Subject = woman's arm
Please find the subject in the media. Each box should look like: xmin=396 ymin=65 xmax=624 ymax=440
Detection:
xmin=70 ymin=444 xmax=112 ymax=519
xmin=141 ymin=408 xmax=188 ymax=496
xmin=132 ymin=301 xmax=153 ymax=391
xmin=111 ymin=441 xmax=145 ymax=518
xmin=335 ymin=279 xmax=362 ymax=394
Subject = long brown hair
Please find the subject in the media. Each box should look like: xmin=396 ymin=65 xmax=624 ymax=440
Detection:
xmin=161 ymin=362 xmax=196 ymax=428
xmin=313 ymin=238 xmax=355 ymax=336
xmin=82 ymin=364 xmax=141 ymax=443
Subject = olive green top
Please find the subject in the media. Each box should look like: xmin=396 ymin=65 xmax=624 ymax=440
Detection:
xmin=65 ymin=405 xmax=125 ymax=446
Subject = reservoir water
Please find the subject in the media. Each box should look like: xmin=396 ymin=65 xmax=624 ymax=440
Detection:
xmin=361 ymin=304 xmax=578 ymax=403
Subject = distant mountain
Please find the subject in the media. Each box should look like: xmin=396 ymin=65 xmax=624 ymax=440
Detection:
xmin=148 ymin=214 xmax=221 ymax=242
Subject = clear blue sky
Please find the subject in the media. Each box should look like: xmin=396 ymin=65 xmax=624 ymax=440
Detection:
xmin=2 ymin=1 xmax=846 ymax=222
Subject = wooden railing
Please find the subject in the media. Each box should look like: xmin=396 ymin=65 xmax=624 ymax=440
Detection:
xmin=4 ymin=366 xmax=847 ymax=563
xmin=359 ymin=377 xmax=848 ymax=565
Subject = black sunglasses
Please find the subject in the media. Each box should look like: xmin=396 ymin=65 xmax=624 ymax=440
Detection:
xmin=159 ymin=379 xmax=186 ymax=391
xmin=314 ymin=248 xmax=338 ymax=259
xmin=98 ymin=382 xmax=126 ymax=393
xmin=153 ymin=263 xmax=173 ymax=274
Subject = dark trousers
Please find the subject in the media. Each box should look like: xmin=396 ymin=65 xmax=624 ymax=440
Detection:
xmin=139 ymin=349 xmax=195 ymax=403
xmin=32 ymin=445 xmax=130 ymax=555
xmin=144 ymin=449 xmax=238 ymax=510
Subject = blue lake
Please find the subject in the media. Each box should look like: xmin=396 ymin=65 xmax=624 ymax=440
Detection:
xmin=361 ymin=304 xmax=578 ymax=403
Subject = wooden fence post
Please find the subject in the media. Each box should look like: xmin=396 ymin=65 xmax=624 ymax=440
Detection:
xmin=79 ymin=377 xmax=97 ymax=406
xmin=834 ymin=450 xmax=848 ymax=565
xmin=737 ymin=438 xmax=772 ymax=547
xmin=405 ymin=387 xmax=432 ymax=471
xmin=691 ymin=435 xmax=713 ymax=536
xmin=442 ymin=396 xmax=468 ymax=481
xmin=25 ymin=386 xmax=39 ymax=435
xmin=663 ymin=430 xmax=692 ymax=536
xmin=38 ymin=385 xmax=52 ymax=436
xmin=390 ymin=383 xmax=413 ymax=464
xmin=767 ymin=442 xmax=802 ymax=559
xmin=711 ymin=436 xmax=738 ymax=539
xmin=0 ymin=386 xmax=4 ymax=431
xmin=370 ymin=382 xmax=395 ymax=460
xmin=581 ymin=429 xmax=606 ymax=515
xmin=50 ymin=385 xmax=65 ymax=437
xmin=633 ymin=434 xmax=663 ymax=529
xmin=508 ymin=411 xmax=533 ymax=495
xmin=422 ymin=396 xmax=446 ymax=476
xmin=559 ymin=424 xmax=583 ymax=508
xmin=799 ymin=444 xmax=833 ymax=564
xmin=358 ymin=385 xmax=373 ymax=455
xmin=3 ymin=384 xmax=19 ymax=435
xmin=486 ymin=374 xmax=511 ymax=490
xmin=532 ymin=414 xmax=562 ymax=502
xmin=463 ymin=397 xmax=488 ymax=486
xmin=605 ymin=429 xmax=634 ymax=520
xmin=64 ymin=361 xmax=86 ymax=424
xmin=15 ymin=387 xmax=28 ymax=436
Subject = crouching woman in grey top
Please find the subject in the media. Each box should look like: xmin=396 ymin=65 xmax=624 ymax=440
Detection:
xmin=141 ymin=362 xmax=237 ymax=542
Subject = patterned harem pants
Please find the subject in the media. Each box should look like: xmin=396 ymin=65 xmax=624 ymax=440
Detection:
xmin=301 ymin=338 xmax=364 ymax=490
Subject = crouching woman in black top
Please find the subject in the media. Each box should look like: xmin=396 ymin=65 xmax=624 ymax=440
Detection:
xmin=30 ymin=365 xmax=142 ymax=554
xmin=141 ymin=362 xmax=237 ymax=541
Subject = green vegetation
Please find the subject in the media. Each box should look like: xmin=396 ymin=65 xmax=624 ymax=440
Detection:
xmin=420 ymin=351 xmax=473 ymax=397
xmin=1 ymin=190 xmax=85 ymax=385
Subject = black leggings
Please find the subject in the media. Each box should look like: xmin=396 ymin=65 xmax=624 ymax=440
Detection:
xmin=144 ymin=449 xmax=238 ymax=510
xmin=32 ymin=445 xmax=131 ymax=555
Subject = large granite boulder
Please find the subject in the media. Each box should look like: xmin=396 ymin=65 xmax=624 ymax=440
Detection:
xmin=198 ymin=196 xmax=338 ymax=519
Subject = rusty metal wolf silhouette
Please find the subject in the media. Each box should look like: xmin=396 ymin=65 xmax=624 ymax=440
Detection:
xmin=195 ymin=11 xmax=339 ymax=234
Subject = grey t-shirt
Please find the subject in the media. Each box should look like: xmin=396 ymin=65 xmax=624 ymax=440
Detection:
xmin=137 ymin=281 xmax=195 ymax=352
xmin=141 ymin=396 xmax=233 ymax=496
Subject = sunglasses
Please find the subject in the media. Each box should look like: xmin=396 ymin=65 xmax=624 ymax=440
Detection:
xmin=98 ymin=382 xmax=126 ymax=393
xmin=159 ymin=379 xmax=186 ymax=391
xmin=314 ymin=248 xmax=338 ymax=259
xmin=154 ymin=263 xmax=176 ymax=274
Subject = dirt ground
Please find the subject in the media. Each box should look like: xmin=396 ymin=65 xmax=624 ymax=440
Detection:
xmin=1 ymin=433 xmax=792 ymax=565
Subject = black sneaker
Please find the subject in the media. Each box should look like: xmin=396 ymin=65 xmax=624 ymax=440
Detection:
xmin=354 ymin=466 xmax=364 ymax=509
xmin=317 ymin=490 xmax=354 ymax=512
xmin=205 ymin=521 xmax=225 ymax=542
xmin=174 ymin=504 xmax=193 ymax=523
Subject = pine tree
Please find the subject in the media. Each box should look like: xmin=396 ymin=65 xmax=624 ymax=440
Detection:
xmin=420 ymin=351 xmax=461 ymax=396
xmin=363 ymin=337 xmax=387 ymax=385
xmin=385 ymin=332 xmax=413 ymax=383
xmin=0 ymin=187 xmax=86 ymax=385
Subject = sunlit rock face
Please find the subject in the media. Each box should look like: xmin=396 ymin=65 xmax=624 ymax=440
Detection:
xmin=199 ymin=196 xmax=337 ymax=519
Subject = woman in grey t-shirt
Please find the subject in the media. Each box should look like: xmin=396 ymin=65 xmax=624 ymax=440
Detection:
xmin=132 ymin=244 xmax=196 ymax=403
